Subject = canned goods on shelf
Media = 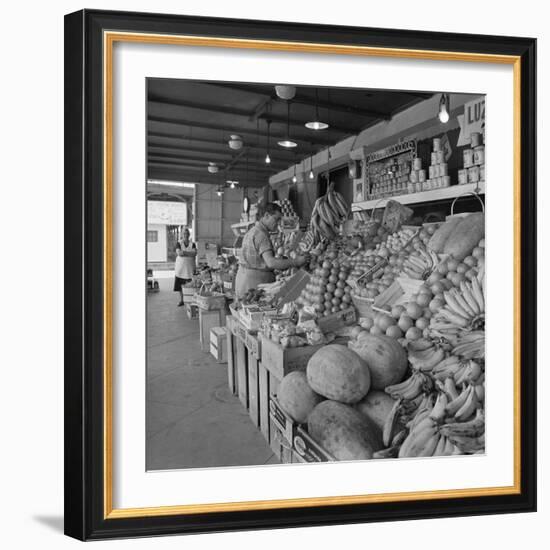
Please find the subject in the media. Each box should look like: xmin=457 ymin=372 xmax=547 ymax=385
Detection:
xmin=429 ymin=165 xmax=436 ymax=179
xmin=409 ymin=170 xmax=418 ymax=183
xmin=474 ymin=145 xmax=485 ymax=165
xmin=418 ymin=169 xmax=426 ymax=183
xmin=440 ymin=163 xmax=448 ymax=176
xmin=470 ymin=132 xmax=481 ymax=148
xmin=442 ymin=175 xmax=451 ymax=187
xmin=435 ymin=151 xmax=444 ymax=164
xmin=433 ymin=137 xmax=442 ymax=151
xmin=468 ymin=166 xmax=480 ymax=183
xmin=431 ymin=152 xmax=438 ymax=165
xmin=463 ymin=148 xmax=474 ymax=167
xmin=480 ymin=164 xmax=485 ymax=181
xmin=413 ymin=157 xmax=422 ymax=170
xmin=458 ymin=169 xmax=468 ymax=185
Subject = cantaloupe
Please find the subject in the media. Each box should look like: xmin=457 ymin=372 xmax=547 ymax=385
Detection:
xmin=306 ymin=344 xmax=370 ymax=404
xmin=278 ymin=371 xmax=324 ymax=423
xmin=308 ymin=400 xmax=381 ymax=460
xmin=427 ymin=217 xmax=463 ymax=253
xmin=443 ymin=212 xmax=485 ymax=260
xmin=348 ymin=334 xmax=407 ymax=390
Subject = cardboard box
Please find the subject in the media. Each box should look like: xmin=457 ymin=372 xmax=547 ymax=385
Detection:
xmin=317 ymin=307 xmax=357 ymax=333
xmin=269 ymin=396 xmax=295 ymax=444
xmin=239 ymin=305 xmax=278 ymax=332
xmin=373 ymin=276 xmax=424 ymax=311
xmin=270 ymin=269 xmax=310 ymax=306
xmin=185 ymin=304 xmax=199 ymax=320
xmin=293 ymin=426 xmax=335 ymax=463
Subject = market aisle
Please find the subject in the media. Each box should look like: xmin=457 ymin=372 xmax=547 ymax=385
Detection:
xmin=146 ymin=278 xmax=279 ymax=470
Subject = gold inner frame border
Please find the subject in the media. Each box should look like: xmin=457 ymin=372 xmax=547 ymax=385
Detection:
xmin=102 ymin=30 xmax=522 ymax=519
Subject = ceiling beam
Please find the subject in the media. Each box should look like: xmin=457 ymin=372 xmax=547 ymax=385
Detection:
xmin=149 ymin=98 xmax=352 ymax=134
xmin=148 ymin=151 xmax=288 ymax=168
xmin=149 ymin=161 xmax=277 ymax=175
xmin=148 ymin=115 xmax=336 ymax=146
xmin=148 ymin=164 xmax=273 ymax=187
xmin=148 ymin=132 xmax=319 ymax=155
xmin=201 ymin=83 xmax=392 ymax=120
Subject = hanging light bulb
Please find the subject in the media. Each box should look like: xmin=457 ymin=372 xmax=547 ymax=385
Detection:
xmin=278 ymin=102 xmax=297 ymax=148
xmin=230 ymin=181 xmax=236 ymax=189
xmin=265 ymin=120 xmax=272 ymax=163
xmin=292 ymin=164 xmax=297 ymax=184
xmin=305 ymin=89 xmax=329 ymax=130
xmin=438 ymin=93 xmax=450 ymax=123
xmin=308 ymin=154 xmax=314 ymax=179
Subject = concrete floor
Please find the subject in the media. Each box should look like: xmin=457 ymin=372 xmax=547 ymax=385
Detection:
xmin=146 ymin=277 xmax=278 ymax=470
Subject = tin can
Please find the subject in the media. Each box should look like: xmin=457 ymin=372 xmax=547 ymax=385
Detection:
xmin=413 ymin=157 xmax=422 ymax=170
xmin=409 ymin=170 xmax=418 ymax=183
xmin=415 ymin=182 xmax=423 ymax=193
xmin=407 ymin=183 xmax=415 ymax=194
xmin=480 ymin=164 xmax=485 ymax=181
xmin=470 ymin=132 xmax=481 ymax=148
xmin=468 ymin=166 xmax=480 ymax=183
xmin=463 ymin=148 xmax=474 ymax=167
xmin=442 ymin=176 xmax=451 ymax=187
xmin=440 ymin=163 xmax=448 ymax=176
xmin=418 ymin=169 xmax=426 ymax=183
xmin=474 ymin=145 xmax=485 ymax=165
xmin=435 ymin=151 xmax=444 ymax=164
xmin=431 ymin=152 xmax=438 ymax=165
xmin=433 ymin=137 xmax=442 ymax=151
xmin=458 ymin=169 xmax=468 ymax=185
xmin=429 ymin=165 xmax=436 ymax=179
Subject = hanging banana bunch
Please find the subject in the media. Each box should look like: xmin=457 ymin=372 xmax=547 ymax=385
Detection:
xmin=310 ymin=182 xmax=349 ymax=242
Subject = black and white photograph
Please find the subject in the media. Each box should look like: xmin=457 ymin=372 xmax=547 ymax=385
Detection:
xmin=145 ymin=79 xmax=487 ymax=470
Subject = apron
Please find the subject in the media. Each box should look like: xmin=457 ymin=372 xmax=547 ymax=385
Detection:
xmin=235 ymin=267 xmax=275 ymax=299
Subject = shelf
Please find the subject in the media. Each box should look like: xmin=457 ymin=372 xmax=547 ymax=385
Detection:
xmin=351 ymin=181 xmax=485 ymax=211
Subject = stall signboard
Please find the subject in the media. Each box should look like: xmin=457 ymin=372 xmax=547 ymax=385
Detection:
xmin=148 ymin=200 xmax=188 ymax=225
xmin=457 ymin=97 xmax=486 ymax=146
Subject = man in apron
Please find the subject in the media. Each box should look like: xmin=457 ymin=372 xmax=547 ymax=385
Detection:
xmin=174 ymin=228 xmax=197 ymax=306
xmin=235 ymin=203 xmax=308 ymax=299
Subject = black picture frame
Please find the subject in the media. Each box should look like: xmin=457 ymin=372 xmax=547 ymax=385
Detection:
xmin=64 ymin=9 xmax=536 ymax=541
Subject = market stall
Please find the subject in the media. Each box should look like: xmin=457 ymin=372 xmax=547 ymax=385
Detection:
xmin=219 ymin=128 xmax=486 ymax=464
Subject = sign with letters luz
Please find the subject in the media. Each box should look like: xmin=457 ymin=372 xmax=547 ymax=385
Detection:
xmin=457 ymin=97 xmax=486 ymax=146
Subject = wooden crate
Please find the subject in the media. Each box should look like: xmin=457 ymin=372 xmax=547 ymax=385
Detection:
xmin=226 ymin=316 xmax=236 ymax=394
xmin=209 ymin=326 xmax=227 ymax=363
xmin=234 ymin=333 xmax=248 ymax=409
xmin=194 ymin=293 xmax=226 ymax=311
xmin=293 ymin=426 xmax=335 ymax=463
xmin=260 ymin=336 xmax=326 ymax=380
xmin=199 ymin=309 xmax=225 ymax=352
xmin=269 ymin=419 xmax=293 ymax=464
xmin=247 ymin=349 xmax=260 ymax=428
xmin=245 ymin=331 xmax=262 ymax=360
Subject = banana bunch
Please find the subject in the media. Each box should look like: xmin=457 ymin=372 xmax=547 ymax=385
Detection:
xmin=429 ymin=278 xmax=485 ymax=342
xmin=432 ymin=357 xmax=484 ymax=386
xmin=401 ymin=248 xmax=439 ymax=280
xmin=310 ymin=182 xmax=349 ymax=242
xmin=408 ymin=345 xmax=446 ymax=372
xmin=452 ymin=331 xmax=485 ymax=359
xmin=439 ymin=409 xmax=485 ymax=453
xmin=444 ymin=383 xmax=483 ymax=422
xmin=398 ymin=393 xmax=462 ymax=457
xmin=385 ymin=371 xmax=434 ymax=401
